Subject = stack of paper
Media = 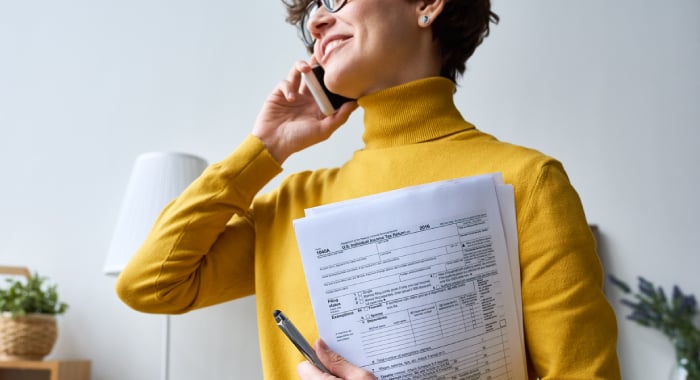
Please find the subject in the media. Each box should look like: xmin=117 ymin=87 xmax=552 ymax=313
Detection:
xmin=293 ymin=173 xmax=526 ymax=379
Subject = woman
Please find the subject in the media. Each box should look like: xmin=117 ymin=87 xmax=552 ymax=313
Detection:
xmin=116 ymin=0 xmax=622 ymax=379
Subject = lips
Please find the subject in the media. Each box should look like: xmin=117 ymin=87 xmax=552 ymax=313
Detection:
xmin=320 ymin=35 xmax=351 ymax=61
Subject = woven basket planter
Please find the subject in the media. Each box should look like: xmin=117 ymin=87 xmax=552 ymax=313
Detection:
xmin=0 ymin=313 xmax=58 ymax=361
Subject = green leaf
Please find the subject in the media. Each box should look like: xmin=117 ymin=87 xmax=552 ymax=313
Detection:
xmin=0 ymin=271 xmax=68 ymax=317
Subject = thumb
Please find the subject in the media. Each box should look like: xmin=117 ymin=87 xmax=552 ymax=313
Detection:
xmin=315 ymin=339 xmax=374 ymax=380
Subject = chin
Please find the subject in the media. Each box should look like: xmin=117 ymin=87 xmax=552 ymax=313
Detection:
xmin=326 ymin=65 xmax=370 ymax=99
xmin=323 ymin=69 xmax=356 ymax=99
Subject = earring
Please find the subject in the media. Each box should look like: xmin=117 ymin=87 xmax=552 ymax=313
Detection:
xmin=421 ymin=15 xmax=430 ymax=25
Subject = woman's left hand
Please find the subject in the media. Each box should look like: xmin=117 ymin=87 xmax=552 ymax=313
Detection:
xmin=297 ymin=339 xmax=377 ymax=380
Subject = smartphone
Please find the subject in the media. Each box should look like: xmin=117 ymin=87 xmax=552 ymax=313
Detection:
xmin=301 ymin=65 xmax=354 ymax=116
xmin=273 ymin=309 xmax=332 ymax=374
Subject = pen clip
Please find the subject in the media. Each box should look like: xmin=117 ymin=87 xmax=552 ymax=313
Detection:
xmin=273 ymin=309 xmax=332 ymax=374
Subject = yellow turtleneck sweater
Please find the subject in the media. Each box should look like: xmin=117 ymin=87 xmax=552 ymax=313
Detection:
xmin=116 ymin=77 xmax=620 ymax=379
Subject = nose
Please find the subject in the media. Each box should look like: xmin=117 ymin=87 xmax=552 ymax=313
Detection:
xmin=307 ymin=6 xmax=333 ymax=43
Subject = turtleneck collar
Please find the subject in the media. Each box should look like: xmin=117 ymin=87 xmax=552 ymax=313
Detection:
xmin=357 ymin=77 xmax=474 ymax=149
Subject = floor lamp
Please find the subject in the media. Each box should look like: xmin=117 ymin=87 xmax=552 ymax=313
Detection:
xmin=104 ymin=152 xmax=207 ymax=380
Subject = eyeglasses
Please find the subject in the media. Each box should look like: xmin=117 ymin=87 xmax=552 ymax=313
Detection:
xmin=298 ymin=0 xmax=349 ymax=48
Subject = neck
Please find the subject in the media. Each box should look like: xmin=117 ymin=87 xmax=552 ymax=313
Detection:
xmin=357 ymin=77 xmax=473 ymax=149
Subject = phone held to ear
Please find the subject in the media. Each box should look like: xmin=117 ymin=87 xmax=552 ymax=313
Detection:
xmin=301 ymin=65 xmax=354 ymax=116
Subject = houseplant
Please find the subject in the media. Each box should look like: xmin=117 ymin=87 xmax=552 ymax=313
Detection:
xmin=609 ymin=275 xmax=699 ymax=380
xmin=0 ymin=267 xmax=69 ymax=361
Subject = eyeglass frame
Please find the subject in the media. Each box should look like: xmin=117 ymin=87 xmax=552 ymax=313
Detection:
xmin=298 ymin=0 xmax=350 ymax=48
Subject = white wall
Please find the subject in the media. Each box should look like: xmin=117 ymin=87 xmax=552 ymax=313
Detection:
xmin=0 ymin=0 xmax=697 ymax=379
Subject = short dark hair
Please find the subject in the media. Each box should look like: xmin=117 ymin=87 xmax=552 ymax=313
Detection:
xmin=282 ymin=0 xmax=499 ymax=83
xmin=433 ymin=0 xmax=499 ymax=82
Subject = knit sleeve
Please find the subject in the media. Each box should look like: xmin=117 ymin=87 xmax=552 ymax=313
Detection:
xmin=517 ymin=161 xmax=621 ymax=379
xmin=116 ymin=134 xmax=283 ymax=314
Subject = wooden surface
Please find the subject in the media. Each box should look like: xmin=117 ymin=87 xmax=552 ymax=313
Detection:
xmin=0 ymin=266 xmax=31 ymax=278
xmin=0 ymin=360 xmax=90 ymax=380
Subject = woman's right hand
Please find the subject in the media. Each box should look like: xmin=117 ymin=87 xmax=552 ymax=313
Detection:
xmin=251 ymin=61 xmax=358 ymax=164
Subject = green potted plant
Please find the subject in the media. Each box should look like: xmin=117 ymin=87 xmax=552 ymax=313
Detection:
xmin=0 ymin=266 xmax=68 ymax=361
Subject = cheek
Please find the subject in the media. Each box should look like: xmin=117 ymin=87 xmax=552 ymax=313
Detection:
xmin=312 ymin=41 xmax=322 ymax=62
xmin=366 ymin=13 xmax=417 ymax=49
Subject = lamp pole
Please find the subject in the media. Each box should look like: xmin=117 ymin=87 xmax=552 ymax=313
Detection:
xmin=162 ymin=314 xmax=171 ymax=380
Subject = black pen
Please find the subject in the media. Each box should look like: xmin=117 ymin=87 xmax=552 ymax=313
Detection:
xmin=273 ymin=309 xmax=332 ymax=374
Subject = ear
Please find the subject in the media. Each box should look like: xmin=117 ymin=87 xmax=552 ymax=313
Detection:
xmin=415 ymin=0 xmax=445 ymax=27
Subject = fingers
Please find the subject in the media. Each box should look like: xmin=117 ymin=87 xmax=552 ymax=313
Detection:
xmin=331 ymin=101 xmax=359 ymax=123
xmin=294 ymin=60 xmax=314 ymax=74
xmin=292 ymin=60 xmax=314 ymax=95
xmin=296 ymin=360 xmax=337 ymax=380
xmin=314 ymin=339 xmax=376 ymax=380
xmin=278 ymin=60 xmax=313 ymax=101
xmin=308 ymin=55 xmax=319 ymax=67
xmin=296 ymin=339 xmax=377 ymax=380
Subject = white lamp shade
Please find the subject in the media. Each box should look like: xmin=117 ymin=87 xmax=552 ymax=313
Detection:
xmin=104 ymin=152 xmax=207 ymax=275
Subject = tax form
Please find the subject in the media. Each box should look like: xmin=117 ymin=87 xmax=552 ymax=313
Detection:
xmin=293 ymin=174 xmax=526 ymax=379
